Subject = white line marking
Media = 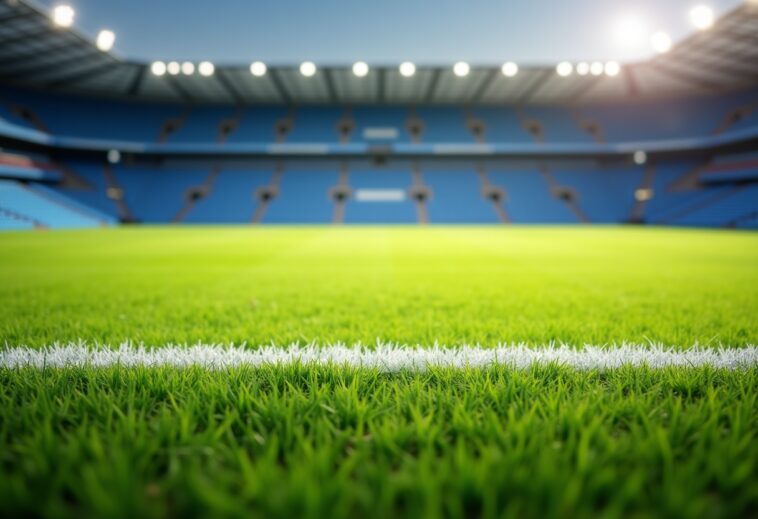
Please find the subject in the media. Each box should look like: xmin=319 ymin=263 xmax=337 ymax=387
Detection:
xmin=1 ymin=344 xmax=756 ymax=370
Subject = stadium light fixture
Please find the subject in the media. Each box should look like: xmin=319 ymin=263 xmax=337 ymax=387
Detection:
xmin=250 ymin=61 xmax=267 ymax=77
xmin=650 ymin=31 xmax=672 ymax=54
xmin=399 ymin=62 xmax=416 ymax=77
xmin=576 ymin=62 xmax=590 ymax=76
xmin=107 ymin=149 xmax=121 ymax=164
xmin=167 ymin=62 xmax=181 ymax=76
xmin=51 ymin=5 xmax=75 ymax=27
xmin=689 ymin=5 xmax=715 ymax=30
xmin=453 ymin=62 xmax=470 ymax=77
xmin=181 ymin=62 xmax=195 ymax=75
xmin=556 ymin=62 xmax=573 ymax=77
xmin=352 ymin=61 xmax=369 ymax=77
xmin=590 ymin=62 xmax=604 ymax=76
xmin=635 ymin=188 xmax=654 ymax=201
xmin=96 ymin=30 xmax=116 ymax=52
xmin=633 ymin=150 xmax=647 ymax=165
xmin=151 ymin=61 xmax=167 ymax=76
xmin=300 ymin=61 xmax=317 ymax=77
xmin=605 ymin=61 xmax=621 ymax=77
xmin=614 ymin=16 xmax=647 ymax=48
xmin=501 ymin=62 xmax=518 ymax=77
xmin=198 ymin=61 xmax=215 ymax=77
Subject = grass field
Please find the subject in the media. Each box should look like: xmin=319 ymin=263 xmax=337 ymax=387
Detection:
xmin=1 ymin=227 xmax=757 ymax=518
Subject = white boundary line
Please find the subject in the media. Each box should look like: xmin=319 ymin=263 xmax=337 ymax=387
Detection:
xmin=1 ymin=343 xmax=756 ymax=370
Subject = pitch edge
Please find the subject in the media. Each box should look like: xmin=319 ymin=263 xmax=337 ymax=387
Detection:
xmin=1 ymin=344 xmax=757 ymax=370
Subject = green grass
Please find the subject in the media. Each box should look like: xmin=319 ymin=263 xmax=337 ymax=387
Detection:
xmin=1 ymin=365 xmax=756 ymax=518
xmin=1 ymin=227 xmax=756 ymax=347
xmin=1 ymin=227 xmax=757 ymax=518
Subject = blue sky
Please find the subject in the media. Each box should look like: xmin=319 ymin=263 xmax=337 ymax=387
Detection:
xmin=37 ymin=0 xmax=741 ymax=64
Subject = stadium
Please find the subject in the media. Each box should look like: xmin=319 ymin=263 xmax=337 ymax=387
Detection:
xmin=0 ymin=0 xmax=756 ymax=517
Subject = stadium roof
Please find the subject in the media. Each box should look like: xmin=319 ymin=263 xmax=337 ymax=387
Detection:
xmin=0 ymin=0 xmax=757 ymax=105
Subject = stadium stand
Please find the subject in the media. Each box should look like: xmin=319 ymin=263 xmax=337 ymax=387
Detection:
xmin=0 ymin=180 xmax=112 ymax=228
xmin=184 ymin=170 xmax=276 ymax=224
xmin=424 ymin=170 xmax=501 ymax=224
xmin=344 ymin=170 xmax=416 ymax=224
xmin=0 ymin=1 xmax=756 ymax=230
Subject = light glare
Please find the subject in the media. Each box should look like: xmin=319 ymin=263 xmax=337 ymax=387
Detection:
xmin=52 ymin=5 xmax=75 ymax=27
xmin=501 ymin=62 xmax=518 ymax=77
xmin=556 ymin=62 xmax=573 ymax=77
xmin=96 ymin=30 xmax=115 ymax=52
xmin=250 ymin=61 xmax=267 ymax=77
xmin=453 ymin=61 xmax=470 ymax=77
xmin=651 ymin=31 xmax=673 ymax=53
xmin=181 ymin=62 xmax=195 ymax=75
xmin=198 ymin=61 xmax=215 ymax=77
xmin=689 ymin=5 xmax=715 ymax=29
xmin=590 ymin=62 xmax=604 ymax=76
xmin=614 ymin=16 xmax=647 ymax=47
xmin=352 ymin=61 xmax=369 ymax=77
xmin=605 ymin=61 xmax=621 ymax=77
xmin=300 ymin=61 xmax=317 ymax=77
xmin=167 ymin=62 xmax=181 ymax=75
xmin=151 ymin=61 xmax=166 ymax=76
xmin=577 ymin=62 xmax=590 ymax=76
xmin=399 ymin=62 xmax=416 ymax=77
xmin=107 ymin=149 xmax=121 ymax=164
xmin=633 ymin=150 xmax=648 ymax=165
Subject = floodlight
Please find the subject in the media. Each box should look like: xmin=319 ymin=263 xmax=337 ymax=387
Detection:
xmin=689 ymin=5 xmax=714 ymax=30
xmin=633 ymin=150 xmax=647 ymax=165
xmin=453 ymin=62 xmax=470 ymax=77
xmin=635 ymin=188 xmax=654 ymax=201
xmin=167 ymin=62 xmax=181 ymax=75
xmin=399 ymin=62 xmax=416 ymax=77
xmin=96 ymin=30 xmax=115 ymax=52
xmin=501 ymin=62 xmax=518 ymax=77
xmin=300 ymin=61 xmax=317 ymax=77
xmin=650 ymin=31 xmax=672 ymax=54
xmin=151 ymin=61 xmax=166 ymax=76
xmin=198 ymin=61 xmax=215 ymax=77
xmin=614 ymin=16 xmax=647 ymax=47
xmin=556 ymin=62 xmax=573 ymax=77
xmin=181 ymin=62 xmax=195 ymax=75
xmin=52 ymin=5 xmax=74 ymax=27
xmin=605 ymin=61 xmax=621 ymax=77
xmin=107 ymin=149 xmax=121 ymax=164
xmin=576 ymin=62 xmax=590 ymax=76
xmin=352 ymin=61 xmax=369 ymax=77
xmin=590 ymin=62 xmax=604 ymax=76
xmin=250 ymin=61 xmax=267 ymax=77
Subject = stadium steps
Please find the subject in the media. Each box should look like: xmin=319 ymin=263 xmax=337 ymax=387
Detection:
xmin=104 ymin=164 xmax=135 ymax=222
xmin=0 ymin=205 xmax=38 ymax=230
xmin=26 ymin=183 xmax=116 ymax=226
xmin=172 ymin=168 xmax=221 ymax=223
xmin=711 ymin=95 xmax=758 ymax=135
xmin=410 ymin=166 xmax=432 ymax=224
xmin=331 ymin=165 xmax=350 ymax=224
xmin=157 ymin=107 xmax=192 ymax=143
xmin=0 ymin=180 xmax=108 ymax=229
xmin=628 ymin=164 xmax=657 ymax=223
xmin=657 ymin=185 xmax=744 ymax=226
xmin=477 ymin=168 xmax=509 ymax=223
xmin=672 ymin=185 xmax=758 ymax=227
xmin=252 ymin=167 xmax=284 ymax=224
xmin=540 ymin=168 xmax=589 ymax=223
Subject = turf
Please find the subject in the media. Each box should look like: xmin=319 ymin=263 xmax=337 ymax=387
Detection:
xmin=0 ymin=226 xmax=756 ymax=347
xmin=1 ymin=365 xmax=756 ymax=518
xmin=1 ymin=226 xmax=757 ymax=518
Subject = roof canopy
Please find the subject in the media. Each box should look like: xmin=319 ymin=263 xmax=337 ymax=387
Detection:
xmin=0 ymin=0 xmax=757 ymax=105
